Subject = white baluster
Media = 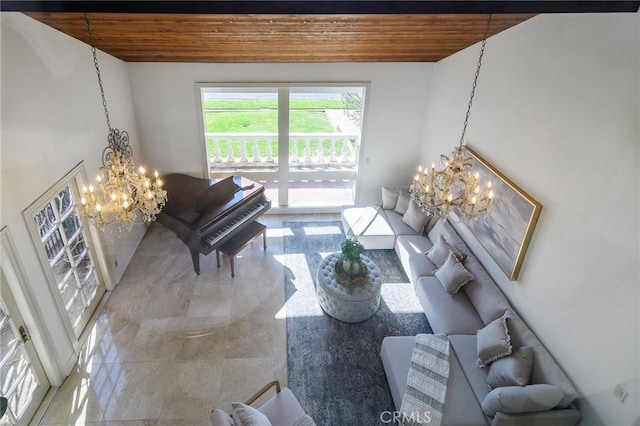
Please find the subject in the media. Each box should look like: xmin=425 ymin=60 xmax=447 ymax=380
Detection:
xmin=240 ymin=138 xmax=248 ymax=163
xmin=341 ymin=138 xmax=352 ymax=162
xmin=252 ymin=138 xmax=261 ymax=163
xmin=212 ymin=138 xmax=222 ymax=163
xmin=329 ymin=138 xmax=337 ymax=163
xmin=291 ymin=138 xmax=299 ymax=163
xmin=226 ymin=139 xmax=235 ymax=163
xmin=304 ymin=138 xmax=312 ymax=163
xmin=266 ymin=138 xmax=275 ymax=163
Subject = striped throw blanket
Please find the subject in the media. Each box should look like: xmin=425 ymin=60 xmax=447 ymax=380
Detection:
xmin=400 ymin=333 xmax=450 ymax=426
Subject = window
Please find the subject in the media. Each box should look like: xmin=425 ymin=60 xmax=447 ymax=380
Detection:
xmin=198 ymin=84 xmax=368 ymax=209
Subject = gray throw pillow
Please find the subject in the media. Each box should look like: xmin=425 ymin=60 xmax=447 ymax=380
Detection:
xmin=487 ymin=346 xmax=534 ymax=388
xmin=477 ymin=311 xmax=512 ymax=367
xmin=231 ymin=402 xmax=272 ymax=426
xmin=393 ymin=189 xmax=411 ymax=215
xmin=434 ymin=251 xmax=474 ymax=294
xmin=401 ymin=200 xmax=430 ymax=233
xmin=481 ymin=384 xmax=564 ymax=417
xmin=382 ymin=186 xmax=399 ymax=210
xmin=426 ymin=235 xmax=465 ymax=267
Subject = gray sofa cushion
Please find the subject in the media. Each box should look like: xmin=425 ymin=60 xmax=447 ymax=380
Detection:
xmin=428 ymin=219 xmax=471 ymax=258
xmin=395 ymin=234 xmax=435 ymax=284
xmin=461 ymin=255 xmax=511 ymax=325
xmin=481 ymin=384 xmax=564 ymax=417
xmin=487 ymin=347 xmax=534 ymax=388
xmin=449 ymin=334 xmax=490 ymax=406
xmin=384 ymin=210 xmax=419 ymax=236
xmin=380 ymin=336 xmax=489 ymax=426
xmin=505 ymin=309 xmax=578 ymax=408
xmin=415 ymin=276 xmax=485 ymax=335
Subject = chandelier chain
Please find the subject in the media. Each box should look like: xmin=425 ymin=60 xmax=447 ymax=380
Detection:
xmin=84 ymin=13 xmax=112 ymax=132
xmin=459 ymin=14 xmax=492 ymax=148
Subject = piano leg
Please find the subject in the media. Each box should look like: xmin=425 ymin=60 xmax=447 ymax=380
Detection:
xmin=190 ymin=248 xmax=201 ymax=275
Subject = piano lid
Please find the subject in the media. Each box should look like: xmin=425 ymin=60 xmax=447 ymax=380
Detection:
xmin=161 ymin=174 xmax=262 ymax=225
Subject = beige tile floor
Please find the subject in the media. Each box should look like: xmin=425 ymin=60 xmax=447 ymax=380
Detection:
xmin=39 ymin=214 xmax=336 ymax=425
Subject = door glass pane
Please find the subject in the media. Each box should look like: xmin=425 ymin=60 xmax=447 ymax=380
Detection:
xmin=61 ymin=213 xmax=80 ymax=241
xmin=0 ymin=316 xmax=18 ymax=370
xmin=9 ymin=369 xmax=38 ymax=420
xmin=82 ymin=273 xmax=99 ymax=303
xmin=43 ymin=228 xmax=65 ymax=262
xmin=288 ymin=87 xmax=364 ymax=207
xmin=0 ymin=345 xmax=28 ymax=395
xmin=55 ymin=187 xmax=73 ymax=217
xmin=201 ymin=87 xmax=280 ymax=201
xmin=34 ymin=204 xmax=56 ymax=238
xmin=51 ymin=251 xmax=72 ymax=285
xmin=76 ymin=253 xmax=92 ymax=282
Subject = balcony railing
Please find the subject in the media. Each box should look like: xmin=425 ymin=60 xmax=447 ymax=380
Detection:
xmin=205 ymin=132 xmax=360 ymax=170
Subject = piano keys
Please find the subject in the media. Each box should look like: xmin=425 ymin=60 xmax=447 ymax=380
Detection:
xmin=156 ymin=174 xmax=271 ymax=274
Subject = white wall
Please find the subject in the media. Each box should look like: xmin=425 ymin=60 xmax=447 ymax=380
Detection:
xmin=1 ymin=13 xmax=146 ymax=380
xmin=128 ymin=62 xmax=433 ymax=204
xmin=421 ymin=12 xmax=639 ymax=425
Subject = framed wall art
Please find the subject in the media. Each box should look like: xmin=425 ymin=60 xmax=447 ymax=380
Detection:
xmin=462 ymin=146 xmax=542 ymax=280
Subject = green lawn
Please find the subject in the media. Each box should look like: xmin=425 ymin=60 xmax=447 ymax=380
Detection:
xmin=203 ymin=99 xmax=358 ymax=160
xmin=203 ymin=99 xmax=345 ymax=110
xmin=205 ymin=110 xmax=334 ymax=133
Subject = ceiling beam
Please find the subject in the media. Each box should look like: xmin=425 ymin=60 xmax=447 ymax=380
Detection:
xmin=3 ymin=1 xmax=639 ymax=14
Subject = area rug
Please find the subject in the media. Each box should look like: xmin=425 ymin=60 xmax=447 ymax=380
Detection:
xmin=283 ymin=221 xmax=432 ymax=425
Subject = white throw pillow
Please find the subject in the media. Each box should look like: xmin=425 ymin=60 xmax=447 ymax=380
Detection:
xmin=434 ymin=250 xmax=474 ymax=294
xmin=393 ymin=189 xmax=411 ymax=215
xmin=401 ymin=200 xmax=430 ymax=233
xmin=231 ymin=402 xmax=272 ymax=426
xmin=381 ymin=186 xmax=399 ymax=210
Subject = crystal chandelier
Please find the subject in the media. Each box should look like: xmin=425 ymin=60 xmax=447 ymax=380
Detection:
xmin=410 ymin=15 xmax=494 ymax=222
xmin=80 ymin=14 xmax=167 ymax=232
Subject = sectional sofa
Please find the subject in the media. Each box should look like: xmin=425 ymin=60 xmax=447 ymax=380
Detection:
xmin=368 ymin=189 xmax=580 ymax=426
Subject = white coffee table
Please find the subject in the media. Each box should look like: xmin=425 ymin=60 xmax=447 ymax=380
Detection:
xmin=341 ymin=205 xmax=395 ymax=250
xmin=316 ymin=252 xmax=382 ymax=323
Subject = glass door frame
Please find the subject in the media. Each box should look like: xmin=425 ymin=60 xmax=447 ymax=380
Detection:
xmin=1 ymin=227 xmax=55 ymax=424
xmin=22 ymin=163 xmax=108 ymax=349
xmin=196 ymin=82 xmax=371 ymax=210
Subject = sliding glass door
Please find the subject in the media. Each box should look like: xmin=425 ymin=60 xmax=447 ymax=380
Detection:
xmin=199 ymin=84 xmax=367 ymax=209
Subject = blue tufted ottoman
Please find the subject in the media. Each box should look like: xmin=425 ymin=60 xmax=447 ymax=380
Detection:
xmin=315 ymin=252 xmax=382 ymax=323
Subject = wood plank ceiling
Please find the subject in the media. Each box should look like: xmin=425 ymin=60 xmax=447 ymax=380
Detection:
xmin=25 ymin=13 xmax=536 ymax=62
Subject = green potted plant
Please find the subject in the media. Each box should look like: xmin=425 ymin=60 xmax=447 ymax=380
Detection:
xmin=337 ymin=238 xmax=366 ymax=293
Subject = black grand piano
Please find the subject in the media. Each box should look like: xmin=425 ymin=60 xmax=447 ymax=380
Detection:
xmin=157 ymin=174 xmax=271 ymax=274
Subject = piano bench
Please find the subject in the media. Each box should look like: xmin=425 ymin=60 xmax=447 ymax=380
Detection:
xmin=216 ymin=221 xmax=267 ymax=278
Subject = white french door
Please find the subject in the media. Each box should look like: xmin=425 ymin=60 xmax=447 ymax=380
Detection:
xmin=199 ymin=83 xmax=368 ymax=209
xmin=1 ymin=230 xmax=50 ymax=426
xmin=23 ymin=165 xmax=105 ymax=340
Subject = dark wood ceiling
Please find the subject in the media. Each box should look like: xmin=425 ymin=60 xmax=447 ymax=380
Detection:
xmin=25 ymin=13 xmax=536 ymax=62
xmin=14 ymin=1 xmax=639 ymax=63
